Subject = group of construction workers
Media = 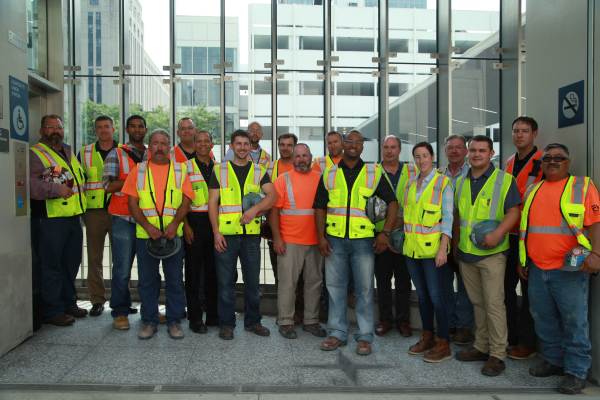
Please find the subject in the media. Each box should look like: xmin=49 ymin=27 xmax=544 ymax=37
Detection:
xmin=30 ymin=113 xmax=599 ymax=395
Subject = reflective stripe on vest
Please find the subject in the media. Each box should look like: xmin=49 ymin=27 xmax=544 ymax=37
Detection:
xmin=278 ymin=173 xmax=315 ymax=216
xmin=375 ymin=163 xmax=418 ymax=232
xmin=185 ymin=159 xmax=211 ymax=212
xmin=519 ymin=176 xmax=592 ymax=266
xmin=31 ymin=143 xmax=87 ymax=217
xmin=267 ymin=160 xmax=279 ymax=179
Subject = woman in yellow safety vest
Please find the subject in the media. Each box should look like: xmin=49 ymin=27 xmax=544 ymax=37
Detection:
xmin=392 ymin=142 xmax=454 ymax=363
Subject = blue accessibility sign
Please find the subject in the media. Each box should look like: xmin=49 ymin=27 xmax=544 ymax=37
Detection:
xmin=558 ymin=80 xmax=584 ymax=129
xmin=9 ymin=75 xmax=29 ymax=142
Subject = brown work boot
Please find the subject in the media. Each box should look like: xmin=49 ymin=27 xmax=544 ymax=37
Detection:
xmin=356 ymin=340 xmax=372 ymax=356
xmin=245 ymin=324 xmax=271 ymax=336
xmin=481 ymin=356 xmax=505 ymax=376
xmin=44 ymin=314 xmax=75 ymax=326
xmin=113 ymin=316 xmax=130 ymax=330
xmin=347 ymin=291 xmax=356 ymax=309
xmin=408 ymin=331 xmax=434 ymax=355
xmin=278 ymin=324 xmax=297 ymax=339
xmin=507 ymin=344 xmax=537 ymax=360
xmin=65 ymin=306 xmax=88 ymax=318
xmin=375 ymin=321 xmax=389 ymax=336
xmin=453 ymin=328 xmax=471 ymax=345
xmin=423 ymin=337 xmax=452 ymax=363
xmin=455 ymin=346 xmax=489 ymax=361
xmin=398 ymin=322 xmax=412 ymax=337
xmin=321 ymin=336 xmax=347 ymax=351
xmin=293 ymin=312 xmax=303 ymax=324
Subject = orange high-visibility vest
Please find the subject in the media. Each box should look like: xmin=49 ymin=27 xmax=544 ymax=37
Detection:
xmin=108 ymin=145 xmax=146 ymax=216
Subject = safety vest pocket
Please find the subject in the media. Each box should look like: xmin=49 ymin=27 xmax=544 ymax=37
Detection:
xmin=48 ymin=197 xmax=77 ymax=218
xmin=415 ymin=233 xmax=438 ymax=258
xmin=170 ymin=188 xmax=183 ymax=208
xmin=85 ymin=166 xmax=98 ymax=181
xmin=328 ymin=189 xmax=341 ymax=205
xmin=564 ymin=203 xmax=585 ymax=225
xmin=421 ymin=203 xmax=441 ymax=227
xmin=358 ymin=187 xmax=374 ymax=209
xmin=246 ymin=184 xmax=261 ymax=194
xmin=476 ymin=197 xmax=492 ymax=220
xmin=221 ymin=187 xmax=236 ymax=204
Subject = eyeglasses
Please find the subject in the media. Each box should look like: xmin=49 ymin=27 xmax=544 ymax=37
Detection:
xmin=541 ymin=155 xmax=569 ymax=163
xmin=179 ymin=126 xmax=196 ymax=131
xmin=43 ymin=126 xmax=64 ymax=131
xmin=446 ymin=146 xmax=464 ymax=151
xmin=248 ymin=129 xmax=262 ymax=133
xmin=345 ymin=139 xmax=364 ymax=146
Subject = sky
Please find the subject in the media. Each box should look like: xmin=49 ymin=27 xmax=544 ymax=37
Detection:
xmin=140 ymin=0 xmax=505 ymax=71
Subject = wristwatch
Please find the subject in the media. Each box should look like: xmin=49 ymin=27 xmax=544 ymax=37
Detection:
xmin=381 ymin=230 xmax=390 ymax=237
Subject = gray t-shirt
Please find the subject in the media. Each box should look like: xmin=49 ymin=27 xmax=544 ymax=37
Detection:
xmin=455 ymin=164 xmax=522 ymax=263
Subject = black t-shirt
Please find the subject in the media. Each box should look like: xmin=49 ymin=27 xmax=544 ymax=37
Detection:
xmin=187 ymin=158 xmax=215 ymax=237
xmin=208 ymin=161 xmax=272 ymax=235
xmin=179 ymin=144 xmax=196 ymax=160
xmin=511 ymin=146 xmax=544 ymax=180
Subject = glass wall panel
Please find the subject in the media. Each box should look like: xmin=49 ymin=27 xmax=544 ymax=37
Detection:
xmin=28 ymin=0 xmax=48 ymax=78
xmin=277 ymin=2 xmax=324 ymax=71
xmin=332 ymin=2 xmax=378 ymax=68
xmin=451 ymin=0 xmax=500 ymax=59
xmin=245 ymin=73 xmax=273 ymax=154
xmin=127 ymin=76 xmax=171 ymax=145
xmin=231 ymin=0 xmax=271 ymax=73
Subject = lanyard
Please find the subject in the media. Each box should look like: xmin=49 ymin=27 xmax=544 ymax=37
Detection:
xmin=146 ymin=162 xmax=171 ymax=232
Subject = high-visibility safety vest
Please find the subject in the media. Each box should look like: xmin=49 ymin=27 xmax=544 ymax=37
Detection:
xmin=214 ymin=161 xmax=266 ymax=235
xmin=279 ymin=172 xmax=316 ymax=217
xmin=312 ymin=155 xmax=337 ymax=173
xmin=323 ymin=163 xmax=383 ymax=238
xmin=184 ymin=158 xmax=212 ymax=213
xmin=169 ymin=145 xmax=191 ymax=163
xmin=81 ymin=142 xmax=120 ymax=209
xmin=455 ymin=168 xmax=513 ymax=256
xmin=108 ymin=145 xmax=146 ymax=216
xmin=504 ymin=150 xmax=544 ymax=234
xmin=253 ymin=148 xmax=271 ymax=168
xmin=135 ymin=161 xmax=186 ymax=239
xmin=519 ymin=176 xmax=592 ymax=266
xmin=266 ymin=159 xmax=281 ymax=180
xmin=30 ymin=143 xmax=87 ymax=218
xmin=402 ymin=172 xmax=450 ymax=258
xmin=375 ymin=162 xmax=418 ymax=232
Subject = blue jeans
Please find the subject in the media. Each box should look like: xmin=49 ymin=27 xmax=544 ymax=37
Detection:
xmin=110 ymin=217 xmax=136 ymax=318
xmin=32 ymin=216 xmax=83 ymax=321
xmin=136 ymin=238 xmax=185 ymax=326
xmin=406 ymin=257 xmax=449 ymax=340
xmin=442 ymin=264 xmax=474 ymax=329
xmin=325 ymin=235 xmax=375 ymax=343
xmin=214 ymin=235 xmax=262 ymax=329
xmin=322 ymin=264 xmax=355 ymax=311
xmin=529 ymin=262 xmax=591 ymax=379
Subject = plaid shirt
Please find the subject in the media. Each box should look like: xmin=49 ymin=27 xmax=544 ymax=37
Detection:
xmin=103 ymin=143 xmax=147 ymax=223
xmin=399 ymin=168 xmax=454 ymax=238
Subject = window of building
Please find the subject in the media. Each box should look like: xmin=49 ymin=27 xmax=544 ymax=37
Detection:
xmin=95 ymin=13 xmax=101 ymax=67
xmin=299 ymin=81 xmax=324 ymax=95
xmin=299 ymin=36 xmax=324 ymax=50
xmin=337 ymin=82 xmax=374 ymax=96
xmin=193 ymin=47 xmax=208 ymax=74
xmin=365 ymin=0 xmax=377 ymax=6
xmin=336 ymin=37 xmax=374 ymax=52
xmin=89 ymin=0 xmax=99 ymax=5
xmin=418 ymin=39 xmax=437 ymax=54
xmin=255 ymin=80 xmax=290 ymax=95
xmin=253 ymin=35 xmax=290 ymax=50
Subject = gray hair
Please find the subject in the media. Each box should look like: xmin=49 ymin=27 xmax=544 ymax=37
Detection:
xmin=444 ymin=134 xmax=467 ymax=147
xmin=543 ymin=143 xmax=570 ymax=158
xmin=326 ymin=130 xmax=344 ymax=143
xmin=247 ymin=121 xmax=263 ymax=131
xmin=382 ymin=135 xmax=401 ymax=147
xmin=293 ymin=143 xmax=311 ymax=156
xmin=148 ymin=129 xmax=171 ymax=143
xmin=194 ymin=130 xmax=213 ymax=143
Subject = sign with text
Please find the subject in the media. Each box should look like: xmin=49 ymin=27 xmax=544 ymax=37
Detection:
xmin=9 ymin=76 xmax=29 ymax=142
xmin=558 ymin=80 xmax=584 ymax=129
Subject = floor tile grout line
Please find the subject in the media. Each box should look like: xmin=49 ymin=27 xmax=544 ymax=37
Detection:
xmin=55 ymin=341 xmax=99 ymax=384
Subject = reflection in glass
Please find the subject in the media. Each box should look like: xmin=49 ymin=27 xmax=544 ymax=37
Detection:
xmin=28 ymin=0 xmax=48 ymax=78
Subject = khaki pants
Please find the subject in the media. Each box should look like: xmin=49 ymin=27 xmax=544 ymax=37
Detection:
xmin=459 ymin=252 xmax=508 ymax=360
xmin=82 ymin=208 xmax=113 ymax=304
xmin=276 ymin=243 xmax=324 ymax=326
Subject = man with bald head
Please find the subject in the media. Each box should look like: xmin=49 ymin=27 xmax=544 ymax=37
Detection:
xmin=222 ymin=121 xmax=271 ymax=167
xmin=373 ymin=135 xmax=417 ymax=337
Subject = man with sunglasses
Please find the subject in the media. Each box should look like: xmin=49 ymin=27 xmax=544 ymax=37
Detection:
xmin=503 ymin=116 xmax=544 ymax=360
xmin=314 ymin=130 xmax=399 ymax=356
xmin=519 ymin=143 xmax=600 ymax=394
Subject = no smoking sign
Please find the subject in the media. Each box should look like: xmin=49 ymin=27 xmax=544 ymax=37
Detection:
xmin=558 ymin=80 xmax=584 ymax=128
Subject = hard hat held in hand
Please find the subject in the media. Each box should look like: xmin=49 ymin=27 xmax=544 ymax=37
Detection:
xmin=41 ymin=166 xmax=74 ymax=188
xmin=561 ymin=246 xmax=591 ymax=271
xmin=242 ymin=192 xmax=269 ymax=216
xmin=146 ymin=235 xmax=182 ymax=259
xmin=389 ymin=228 xmax=405 ymax=253
xmin=365 ymin=196 xmax=387 ymax=224
xmin=470 ymin=220 xmax=505 ymax=250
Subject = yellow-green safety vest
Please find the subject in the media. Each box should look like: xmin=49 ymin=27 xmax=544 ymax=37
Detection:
xmin=214 ymin=161 xmax=265 ymax=235
xmin=519 ymin=176 xmax=592 ymax=266
xmin=185 ymin=158 xmax=211 ymax=213
xmin=266 ymin=159 xmax=289 ymax=180
xmin=323 ymin=163 xmax=383 ymax=238
xmin=81 ymin=142 xmax=120 ymax=209
xmin=30 ymin=142 xmax=87 ymax=218
xmin=136 ymin=161 xmax=186 ymax=239
xmin=402 ymin=172 xmax=451 ymax=258
xmin=455 ymin=168 xmax=513 ymax=256
xmin=375 ymin=162 xmax=418 ymax=232
xmin=312 ymin=155 xmax=336 ymax=173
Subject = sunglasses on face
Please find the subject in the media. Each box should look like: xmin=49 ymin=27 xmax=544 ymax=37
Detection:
xmin=542 ymin=155 xmax=568 ymax=163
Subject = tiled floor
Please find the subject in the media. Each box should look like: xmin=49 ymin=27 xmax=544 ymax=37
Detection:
xmin=0 ymin=301 xmax=569 ymax=390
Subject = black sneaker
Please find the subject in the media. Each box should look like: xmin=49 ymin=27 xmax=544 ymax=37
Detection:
xmin=190 ymin=320 xmax=208 ymax=334
xmin=529 ymin=360 xmax=565 ymax=377
xmin=219 ymin=327 xmax=234 ymax=340
xmin=128 ymin=305 xmax=138 ymax=314
xmin=559 ymin=374 xmax=586 ymax=395
xmin=89 ymin=303 xmax=104 ymax=317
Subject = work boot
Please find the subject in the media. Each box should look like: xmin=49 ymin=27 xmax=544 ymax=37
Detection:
xmin=453 ymin=328 xmax=471 ymax=345
xmin=529 ymin=360 xmax=565 ymax=377
xmin=65 ymin=306 xmax=88 ymax=318
xmin=347 ymin=291 xmax=356 ymax=309
xmin=278 ymin=324 xmax=297 ymax=339
xmin=113 ymin=316 xmax=130 ymax=330
xmin=168 ymin=324 xmax=184 ymax=340
xmin=44 ymin=314 xmax=75 ymax=326
xmin=507 ymin=344 xmax=537 ymax=360
xmin=481 ymin=356 xmax=505 ymax=376
xmin=558 ymin=374 xmax=586 ymax=395
xmin=408 ymin=331 xmax=434 ymax=355
xmin=138 ymin=324 xmax=157 ymax=340
xmin=423 ymin=337 xmax=452 ymax=363
xmin=455 ymin=346 xmax=489 ymax=362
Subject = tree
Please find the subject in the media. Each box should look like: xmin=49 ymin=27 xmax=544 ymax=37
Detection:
xmin=78 ymin=100 xmax=221 ymax=146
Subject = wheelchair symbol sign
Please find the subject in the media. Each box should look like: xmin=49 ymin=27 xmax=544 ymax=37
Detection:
xmin=563 ymin=91 xmax=579 ymax=119
xmin=12 ymin=106 xmax=27 ymax=136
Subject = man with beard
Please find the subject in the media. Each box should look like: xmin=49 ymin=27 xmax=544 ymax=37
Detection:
xmin=269 ymin=143 xmax=326 ymax=339
xmin=221 ymin=121 xmax=271 ymax=167
xmin=30 ymin=115 xmax=88 ymax=326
